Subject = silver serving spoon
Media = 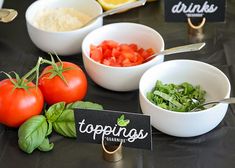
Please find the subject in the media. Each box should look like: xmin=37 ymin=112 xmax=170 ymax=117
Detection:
xmin=0 ymin=8 xmax=18 ymax=23
xmin=191 ymin=97 xmax=235 ymax=112
xmin=144 ymin=42 xmax=206 ymax=63
xmin=81 ymin=0 xmax=147 ymax=28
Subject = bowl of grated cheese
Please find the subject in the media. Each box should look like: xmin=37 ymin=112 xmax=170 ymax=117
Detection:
xmin=25 ymin=0 xmax=103 ymax=56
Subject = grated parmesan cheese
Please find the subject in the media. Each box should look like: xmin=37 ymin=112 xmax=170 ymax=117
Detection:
xmin=33 ymin=7 xmax=91 ymax=32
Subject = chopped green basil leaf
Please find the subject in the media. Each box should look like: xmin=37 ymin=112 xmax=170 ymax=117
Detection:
xmin=147 ymin=80 xmax=206 ymax=112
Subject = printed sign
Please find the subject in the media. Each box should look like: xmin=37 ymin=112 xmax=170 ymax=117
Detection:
xmin=74 ymin=109 xmax=152 ymax=150
xmin=164 ymin=0 xmax=226 ymax=22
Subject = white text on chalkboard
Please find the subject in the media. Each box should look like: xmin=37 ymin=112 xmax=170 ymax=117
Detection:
xmin=172 ymin=1 xmax=218 ymax=17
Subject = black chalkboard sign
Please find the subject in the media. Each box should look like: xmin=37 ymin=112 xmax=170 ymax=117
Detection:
xmin=74 ymin=109 xmax=152 ymax=150
xmin=165 ymin=0 xmax=226 ymax=22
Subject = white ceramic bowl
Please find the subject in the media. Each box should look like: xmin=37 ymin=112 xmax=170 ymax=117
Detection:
xmin=82 ymin=23 xmax=164 ymax=91
xmin=25 ymin=0 xmax=103 ymax=56
xmin=0 ymin=0 xmax=3 ymax=8
xmin=139 ymin=60 xmax=231 ymax=137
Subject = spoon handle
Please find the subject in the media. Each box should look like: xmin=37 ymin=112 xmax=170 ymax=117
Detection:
xmin=84 ymin=0 xmax=146 ymax=27
xmin=161 ymin=42 xmax=206 ymax=56
xmin=202 ymin=97 xmax=235 ymax=106
xmin=143 ymin=42 xmax=206 ymax=63
xmin=101 ymin=0 xmax=146 ymax=17
xmin=191 ymin=97 xmax=235 ymax=112
xmin=220 ymin=97 xmax=235 ymax=104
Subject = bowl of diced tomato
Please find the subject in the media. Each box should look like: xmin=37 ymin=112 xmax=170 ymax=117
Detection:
xmin=82 ymin=23 xmax=164 ymax=91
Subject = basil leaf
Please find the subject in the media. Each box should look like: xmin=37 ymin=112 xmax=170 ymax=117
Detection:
xmin=18 ymin=115 xmax=48 ymax=154
xmin=53 ymin=101 xmax=103 ymax=138
xmin=47 ymin=122 xmax=53 ymax=136
xmin=46 ymin=102 xmax=65 ymax=123
xmin=52 ymin=109 xmax=76 ymax=138
xmin=66 ymin=101 xmax=103 ymax=110
xmin=38 ymin=138 xmax=54 ymax=152
xmin=153 ymin=90 xmax=183 ymax=108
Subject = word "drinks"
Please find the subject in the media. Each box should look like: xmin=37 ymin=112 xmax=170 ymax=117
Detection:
xmin=172 ymin=1 xmax=218 ymax=15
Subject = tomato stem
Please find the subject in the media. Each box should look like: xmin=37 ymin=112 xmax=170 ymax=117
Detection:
xmin=0 ymin=57 xmax=43 ymax=90
xmin=40 ymin=55 xmax=69 ymax=86
xmin=1 ymin=54 xmax=71 ymax=90
xmin=41 ymin=59 xmax=55 ymax=66
xmin=0 ymin=71 xmax=17 ymax=85
xmin=22 ymin=57 xmax=43 ymax=81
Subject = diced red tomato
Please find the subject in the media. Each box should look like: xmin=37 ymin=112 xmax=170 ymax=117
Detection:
xmin=129 ymin=43 xmax=138 ymax=51
xmin=122 ymin=58 xmax=132 ymax=67
xmin=101 ymin=40 xmax=118 ymax=50
xmin=133 ymin=55 xmax=144 ymax=66
xmin=112 ymin=48 xmax=121 ymax=58
xmin=146 ymin=48 xmax=155 ymax=57
xmin=120 ymin=44 xmax=132 ymax=52
xmin=90 ymin=46 xmax=103 ymax=63
xmin=103 ymin=49 xmax=112 ymax=59
xmin=138 ymin=48 xmax=144 ymax=55
xmin=89 ymin=40 xmax=155 ymax=67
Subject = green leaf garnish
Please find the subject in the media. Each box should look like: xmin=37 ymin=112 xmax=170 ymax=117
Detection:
xmin=117 ymin=115 xmax=130 ymax=127
xmin=147 ymin=80 xmax=206 ymax=112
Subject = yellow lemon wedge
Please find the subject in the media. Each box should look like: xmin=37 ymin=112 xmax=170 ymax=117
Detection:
xmin=97 ymin=0 xmax=137 ymax=11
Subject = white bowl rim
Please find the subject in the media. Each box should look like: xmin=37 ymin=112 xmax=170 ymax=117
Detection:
xmin=139 ymin=59 xmax=231 ymax=115
xmin=82 ymin=22 xmax=165 ymax=70
xmin=25 ymin=0 xmax=103 ymax=34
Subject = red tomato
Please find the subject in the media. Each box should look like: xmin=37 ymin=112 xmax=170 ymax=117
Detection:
xmin=90 ymin=40 xmax=155 ymax=67
xmin=0 ymin=79 xmax=44 ymax=127
xmin=39 ymin=62 xmax=87 ymax=105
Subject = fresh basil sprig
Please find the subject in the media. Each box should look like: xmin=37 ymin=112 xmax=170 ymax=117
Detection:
xmin=46 ymin=102 xmax=66 ymax=123
xmin=18 ymin=101 xmax=103 ymax=154
xmin=48 ymin=108 xmax=76 ymax=138
xmin=18 ymin=115 xmax=53 ymax=154
xmin=46 ymin=101 xmax=103 ymax=138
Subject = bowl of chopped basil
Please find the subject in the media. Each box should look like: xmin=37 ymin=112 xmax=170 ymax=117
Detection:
xmin=139 ymin=59 xmax=231 ymax=137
